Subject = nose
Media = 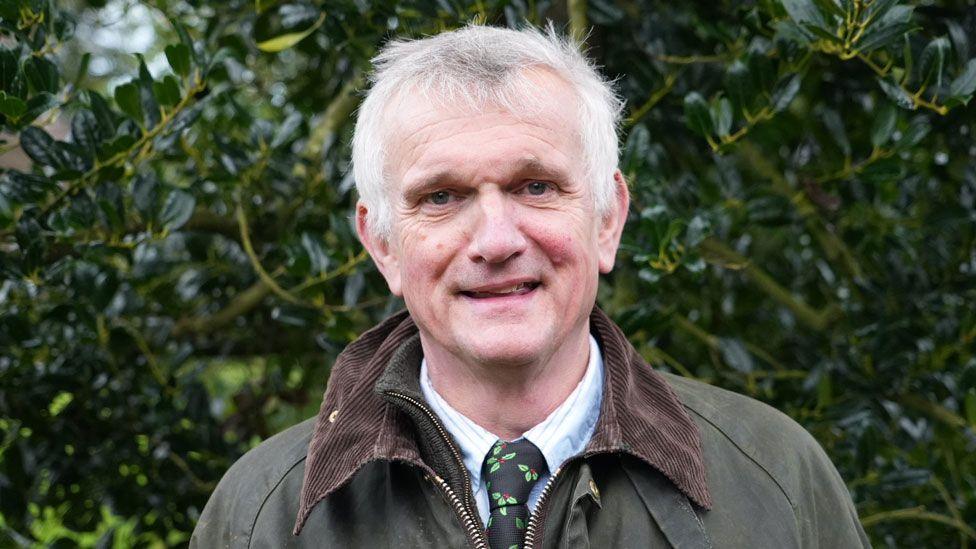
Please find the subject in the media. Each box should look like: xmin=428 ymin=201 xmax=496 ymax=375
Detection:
xmin=466 ymin=192 xmax=527 ymax=264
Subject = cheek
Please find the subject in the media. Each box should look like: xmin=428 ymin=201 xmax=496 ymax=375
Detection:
xmin=529 ymin=220 xmax=596 ymax=268
xmin=399 ymin=233 xmax=459 ymax=288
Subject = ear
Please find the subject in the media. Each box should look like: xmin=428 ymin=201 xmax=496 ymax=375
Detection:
xmin=597 ymin=170 xmax=630 ymax=274
xmin=356 ymin=202 xmax=403 ymax=296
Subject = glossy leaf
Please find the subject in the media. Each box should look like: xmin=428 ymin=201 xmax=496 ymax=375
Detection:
xmin=152 ymin=75 xmax=182 ymax=107
xmin=917 ymin=37 xmax=949 ymax=91
xmin=724 ymin=60 xmax=753 ymax=115
xmin=821 ymin=108 xmax=851 ymax=157
xmin=256 ymin=12 xmax=326 ymax=52
xmin=781 ymin=0 xmax=828 ymax=33
xmin=159 ymin=189 xmax=196 ymax=231
xmin=870 ymin=103 xmax=897 ymax=147
xmin=23 ymin=56 xmax=59 ymax=94
xmin=0 ymin=90 xmax=26 ymax=118
xmin=683 ymin=92 xmax=713 ymax=137
xmin=771 ymin=74 xmax=802 ymax=112
xmin=20 ymin=126 xmax=63 ymax=168
xmin=711 ymin=96 xmax=733 ymax=138
xmin=165 ymin=44 xmax=192 ymax=77
xmin=948 ymin=58 xmax=976 ymax=100
xmin=113 ymin=82 xmax=142 ymax=124
xmin=876 ymin=78 xmax=915 ymax=109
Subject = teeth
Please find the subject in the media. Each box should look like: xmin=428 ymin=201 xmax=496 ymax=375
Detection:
xmin=467 ymin=282 xmax=533 ymax=297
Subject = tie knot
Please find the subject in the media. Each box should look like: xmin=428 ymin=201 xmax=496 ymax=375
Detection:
xmin=482 ymin=439 xmax=547 ymax=510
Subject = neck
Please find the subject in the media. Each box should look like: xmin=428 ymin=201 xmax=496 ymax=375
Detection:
xmin=421 ymin=323 xmax=592 ymax=440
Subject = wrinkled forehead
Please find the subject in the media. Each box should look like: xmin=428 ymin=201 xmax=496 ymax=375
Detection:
xmin=380 ymin=67 xmax=583 ymax=167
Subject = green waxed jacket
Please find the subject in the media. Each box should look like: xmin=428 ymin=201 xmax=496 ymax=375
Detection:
xmin=190 ymin=309 xmax=871 ymax=548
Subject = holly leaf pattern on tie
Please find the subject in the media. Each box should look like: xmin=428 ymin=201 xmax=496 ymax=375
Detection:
xmin=482 ymin=439 xmax=548 ymax=549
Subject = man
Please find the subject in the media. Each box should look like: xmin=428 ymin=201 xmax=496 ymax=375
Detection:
xmin=191 ymin=24 xmax=870 ymax=548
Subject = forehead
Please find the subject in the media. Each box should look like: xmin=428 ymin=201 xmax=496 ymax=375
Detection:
xmin=383 ymin=69 xmax=583 ymax=189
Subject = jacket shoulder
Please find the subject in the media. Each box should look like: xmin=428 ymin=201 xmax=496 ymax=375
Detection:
xmin=190 ymin=417 xmax=315 ymax=548
xmin=660 ymin=372 xmax=869 ymax=546
xmin=661 ymin=372 xmax=829 ymax=502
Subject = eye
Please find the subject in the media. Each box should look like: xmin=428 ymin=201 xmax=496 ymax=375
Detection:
xmin=426 ymin=190 xmax=453 ymax=205
xmin=524 ymin=181 xmax=551 ymax=196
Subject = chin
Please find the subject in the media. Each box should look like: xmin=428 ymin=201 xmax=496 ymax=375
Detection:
xmin=458 ymin=331 xmax=549 ymax=367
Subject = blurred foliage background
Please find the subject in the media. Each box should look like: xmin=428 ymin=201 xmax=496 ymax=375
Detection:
xmin=1 ymin=0 xmax=975 ymax=546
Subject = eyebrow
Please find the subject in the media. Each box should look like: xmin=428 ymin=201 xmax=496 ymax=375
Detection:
xmin=402 ymin=156 xmax=570 ymax=201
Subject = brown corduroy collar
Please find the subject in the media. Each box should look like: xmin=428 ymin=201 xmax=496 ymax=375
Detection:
xmin=293 ymin=307 xmax=711 ymax=535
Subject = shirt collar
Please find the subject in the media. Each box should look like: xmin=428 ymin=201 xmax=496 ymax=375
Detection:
xmin=419 ymin=334 xmax=604 ymax=488
xmin=294 ymin=307 xmax=711 ymax=535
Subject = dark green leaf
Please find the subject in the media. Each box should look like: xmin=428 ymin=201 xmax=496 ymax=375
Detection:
xmin=724 ymin=60 xmax=754 ymax=115
xmin=131 ymin=172 xmax=159 ymax=221
xmin=114 ymin=82 xmax=142 ymax=124
xmin=17 ymin=92 xmax=56 ymax=126
xmin=88 ymin=91 xmax=118 ymax=136
xmin=966 ymin=389 xmax=976 ymax=427
xmin=152 ymin=75 xmax=181 ymax=107
xmin=159 ymin=189 xmax=195 ymax=231
xmin=95 ymin=181 xmax=125 ymax=232
xmin=821 ymin=108 xmax=851 ymax=156
xmin=136 ymin=55 xmax=161 ymax=128
xmin=73 ymin=52 xmax=91 ymax=88
xmin=22 ymin=56 xmax=59 ymax=94
xmin=20 ymin=126 xmax=63 ymax=168
xmin=748 ymin=52 xmax=777 ymax=92
xmin=772 ymin=19 xmax=812 ymax=47
xmin=771 ymin=74 xmax=802 ymax=112
xmin=894 ymin=117 xmax=930 ymax=149
xmin=683 ymin=92 xmax=713 ymax=137
xmin=870 ymin=102 xmax=897 ymax=148
xmin=71 ymin=110 xmax=99 ymax=154
xmin=0 ymin=90 xmax=26 ymax=118
xmin=876 ymin=78 xmax=915 ymax=109
xmin=946 ymin=21 xmax=969 ymax=67
xmin=858 ymin=22 xmax=917 ymax=54
xmin=917 ymin=37 xmax=949 ymax=91
xmin=710 ymin=96 xmax=733 ymax=138
xmin=301 ymin=232 xmax=330 ymax=275
xmin=781 ymin=0 xmax=828 ymax=33
xmin=0 ymin=47 xmax=18 ymax=91
xmin=948 ymin=58 xmax=976 ymax=99
xmin=812 ymin=0 xmax=844 ymax=18
xmin=165 ymin=44 xmax=192 ymax=78
xmin=863 ymin=0 xmax=898 ymax=24
xmin=270 ymin=111 xmax=303 ymax=148
xmin=718 ymin=337 xmax=754 ymax=373
xmin=860 ymin=157 xmax=903 ymax=184
xmin=65 ymin=190 xmax=99 ymax=229
xmin=817 ymin=371 xmax=832 ymax=408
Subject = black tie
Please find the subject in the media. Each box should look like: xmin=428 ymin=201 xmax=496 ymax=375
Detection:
xmin=482 ymin=439 xmax=547 ymax=549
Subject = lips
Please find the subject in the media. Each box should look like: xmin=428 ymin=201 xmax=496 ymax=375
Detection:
xmin=460 ymin=281 xmax=540 ymax=298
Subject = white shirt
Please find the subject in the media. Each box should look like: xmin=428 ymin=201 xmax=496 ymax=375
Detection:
xmin=419 ymin=335 xmax=604 ymax=525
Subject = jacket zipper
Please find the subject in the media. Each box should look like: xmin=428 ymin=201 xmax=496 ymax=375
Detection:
xmin=522 ymin=465 xmax=562 ymax=549
xmin=385 ymin=391 xmax=488 ymax=549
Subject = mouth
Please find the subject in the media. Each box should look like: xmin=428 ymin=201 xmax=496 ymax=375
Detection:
xmin=460 ymin=281 xmax=541 ymax=299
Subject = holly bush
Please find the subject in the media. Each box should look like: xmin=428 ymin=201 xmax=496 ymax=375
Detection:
xmin=1 ymin=0 xmax=974 ymax=546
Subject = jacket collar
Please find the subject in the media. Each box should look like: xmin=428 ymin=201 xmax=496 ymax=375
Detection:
xmin=294 ymin=307 xmax=711 ymax=534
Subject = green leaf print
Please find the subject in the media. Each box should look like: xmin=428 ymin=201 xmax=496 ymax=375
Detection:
xmin=518 ymin=464 xmax=528 ymax=472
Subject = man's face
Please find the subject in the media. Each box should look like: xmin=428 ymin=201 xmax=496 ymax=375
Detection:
xmin=358 ymin=72 xmax=628 ymax=368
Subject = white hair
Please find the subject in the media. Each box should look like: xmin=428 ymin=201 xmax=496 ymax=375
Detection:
xmin=351 ymin=23 xmax=624 ymax=239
